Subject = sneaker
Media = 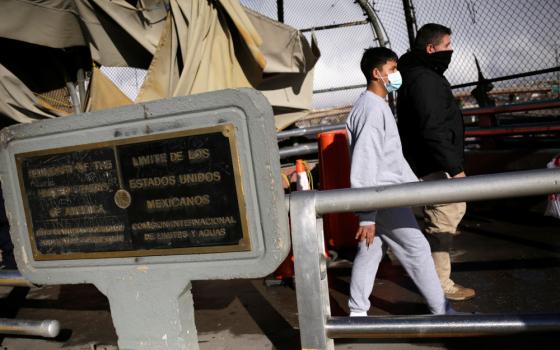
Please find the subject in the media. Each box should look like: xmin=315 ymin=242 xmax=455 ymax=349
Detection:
xmin=445 ymin=284 xmax=475 ymax=301
xmin=349 ymin=311 xmax=368 ymax=317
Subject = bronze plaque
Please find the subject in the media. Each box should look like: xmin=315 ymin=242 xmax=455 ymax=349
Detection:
xmin=15 ymin=124 xmax=250 ymax=260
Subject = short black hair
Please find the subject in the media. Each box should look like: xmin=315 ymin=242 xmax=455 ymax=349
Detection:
xmin=360 ymin=47 xmax=398 ymax=84
xmin=414 ymin=23 xmax=452 ymax=50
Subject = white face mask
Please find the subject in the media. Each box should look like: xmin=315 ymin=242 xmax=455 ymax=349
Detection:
xmin=381 ymin=71 xmax=403 ymax=93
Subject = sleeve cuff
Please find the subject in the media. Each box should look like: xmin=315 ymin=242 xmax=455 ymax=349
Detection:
xmin=357 ymin=211 xmax=376 ymax=224
xmin=446 ymin=165 xmax=464 ymax=177
xmin=359 ymin=220 xmax=375 ymax=226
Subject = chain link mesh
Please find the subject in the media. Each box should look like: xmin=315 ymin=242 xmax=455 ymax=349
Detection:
xmin=412 ymin=0 xmax=560 ymax=109
xmin=34 ymin=87 xmax=74 ymax=116
xmin=99 ymin=67 xmax=147 ymax=102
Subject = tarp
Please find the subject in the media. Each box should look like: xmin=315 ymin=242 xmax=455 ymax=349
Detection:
xmin=0 ymin=0 xmax=319 ymax=125
xmin=0 ymin=64 xmax=62 ymax=124
xmin=86 ymin=67 xmax=133 ymax=112
xmin=136 ymin=0 xmax=266 ymax=101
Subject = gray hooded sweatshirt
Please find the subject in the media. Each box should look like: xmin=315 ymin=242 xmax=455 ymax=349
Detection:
xmin=346 ymin=91 xmax=418 ymax=224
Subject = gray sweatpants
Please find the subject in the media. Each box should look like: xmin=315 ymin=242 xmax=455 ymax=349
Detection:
xmin=348 ymin=207 xmax=447 ymax=315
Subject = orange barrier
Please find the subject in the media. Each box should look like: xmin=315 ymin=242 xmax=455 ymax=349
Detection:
xmin=272 ymin=249 xmax=295 ymax=281
xmin=317 ymin=131 xmax=359 ymax=250
xmin=273 ymin=161 xmax=308 ymax=281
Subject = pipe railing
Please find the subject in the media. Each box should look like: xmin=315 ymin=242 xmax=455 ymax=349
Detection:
xmin=314 ymin=169 xmax=560 ymax=214
xmin=0 ymin=270 xmax=60 ymax=338
xmin=289 ymin=168 xmax=560 ymax=350
xmin=276 ymin=100 xmax=560 ymax=159
xmin=326 ymin=314 xmax=560 ymax=338
xmin=279 ymin=143 xmax=318 ymax=159
xmin=0 ymin=319 xmax=60 ymax=338
xmin=0 ymin=270 xmax=34 ymax=287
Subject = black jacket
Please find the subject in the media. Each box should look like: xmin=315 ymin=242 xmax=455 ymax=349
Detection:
xmin=396 ymin=50 xmax=464 ymax=178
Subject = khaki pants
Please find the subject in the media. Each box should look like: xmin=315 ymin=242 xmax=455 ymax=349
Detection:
xmin=422 ymin=172 xmax=466 ymax=291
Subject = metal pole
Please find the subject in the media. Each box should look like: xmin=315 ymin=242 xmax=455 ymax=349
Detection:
xmin=355 ymin=0 xmax=387 ymax=48
xmin=314 ymin=168 xmax=560 ymax=215
xmin=326 ymin=314 xmax=560 ymax=338
xmin=277 ymin=0 xmax=284 ymax=23
xmin=290 ymin=192 xmax=334 ymax=350
xmin=66 ymin=82 xmax=81 ymax=115
xmin=277 ymin=123 xmax=345 ymax=140
xmin=0 ymin=319 xmax=60 ymax=338
xmin=0 ymin=270 xmax=33 ymax=287
xmin=300 ymin=20 xmax=370 ymax=33
xmin=451 ymin=66 xmax=560 ymax=89
xmin=314 ymin=83 xmax=366 ymax=94
xmin=402 ymin=0 xmax=417 ymax=49
xmin=279 ymin=143 xmax=318 ymax=159
xmin=77 ymin=68 xmax=86 ymax=112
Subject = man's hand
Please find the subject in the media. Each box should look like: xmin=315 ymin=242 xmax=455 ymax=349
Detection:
xmin=355 ymin=224 xmax=376 ymax=248
xmin=452 ymin=171 xmax=466 ymax=178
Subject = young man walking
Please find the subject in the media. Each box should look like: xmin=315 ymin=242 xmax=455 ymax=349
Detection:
xmin=347 ymin=47 xmax=447 ymax=316
xmin=397 ymin=23 xmax=475 ymax=301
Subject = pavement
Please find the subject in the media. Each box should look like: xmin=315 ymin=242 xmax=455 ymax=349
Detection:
xmin=1 ymin=204 xmax=560 ymax=350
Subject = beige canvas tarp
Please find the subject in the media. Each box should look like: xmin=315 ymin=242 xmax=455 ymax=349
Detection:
xmin=0 ymin=0 xmax=319 ymax=126
xmin=0 ymin=64 xmax=62 ymax=124
xmin=136 ymin=0 xmax=266 ymax=101
xmin=86 ymin=67 xmax=133 ymax=112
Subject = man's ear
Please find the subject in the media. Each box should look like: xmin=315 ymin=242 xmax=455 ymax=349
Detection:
xmin=426 ymin=44 xmax=435 ymax=54
xmin=371 ymin=68 xmax=380 ymax=81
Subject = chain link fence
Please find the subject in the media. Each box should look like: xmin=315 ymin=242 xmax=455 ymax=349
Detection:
xmin=242 ymin=0 xmax=379 ymax=110
xmin=412 ymin=0 xmax=560 ymax=110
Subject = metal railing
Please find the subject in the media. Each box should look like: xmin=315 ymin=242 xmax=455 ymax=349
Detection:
xmin=288 ymin=168 xmax=560 ymax=350
xmin=276 ymin=100 xmax=560 ymax=159
xmin=0 ymin=270 xmax=60 ymax=338
xmin=0 ymin=319 xmax=60 ymax=338
xmin=0 ymin=270 xmax=33 ymax=287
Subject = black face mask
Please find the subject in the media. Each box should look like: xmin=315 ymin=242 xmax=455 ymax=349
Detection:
xmin=427 ymin=50 xmax=453 ymax=74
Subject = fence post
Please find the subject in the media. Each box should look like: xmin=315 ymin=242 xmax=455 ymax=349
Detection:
xmin=290 ymin=191 xmax=334 ymax=350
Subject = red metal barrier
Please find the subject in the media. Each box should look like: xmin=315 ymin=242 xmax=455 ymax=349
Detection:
xmin=466 ymin=124 xmax=560 ymax=137
xmin=317 ymin=131 xmax=359 ymax=250
xmin=462 ymin=100 xmax=560 ymax=117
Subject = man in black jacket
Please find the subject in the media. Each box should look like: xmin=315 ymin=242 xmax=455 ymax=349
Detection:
xmin=397 ymin=23 xmax=475 ymax=301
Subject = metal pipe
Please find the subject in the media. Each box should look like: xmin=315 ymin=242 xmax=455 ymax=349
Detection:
xmin=314 ymin=168 xmax=560 ymax=215
xmin=66 ymin=82 xmax=81 ymax=115
xmin=277 ymin=123 xmax=345 ymax=140
xmin=277 ymin=0 xmax=284 ymax=23
xmin=290 ymin=191 xmax=335 ymax=350
xmin=355 ymin=0 xmax=388 ymax=48
xmin=279 ymin=143 xmax=318 ymax=159
xmin=466 ymin=124 xmax=560 ymax=137
xmin=0 ymin=270 xmax=33 ymax=287
xmin=300 ymin=20 xmax=370 ymax=33
xmin=451 ymin=66 xmax=560 ymax=89
xmin=77 ymin=68 xmax=86 ymax=112
xmin=326 ymin=314 xmax=560 ymax=338
xmin=402 ymin=0 xmax=417 ymax=49
xmin=314 ymin=83 xmax=365 ymax=94
xmin=0 ymin=318 xmax=60 ymax=338
xmin=462 ymin=99 xmax=560 ymax=116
